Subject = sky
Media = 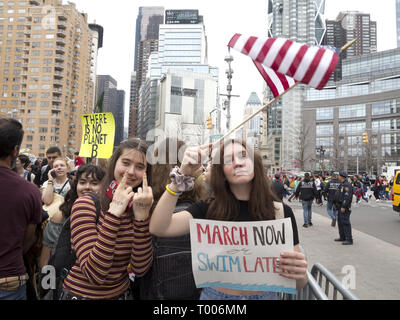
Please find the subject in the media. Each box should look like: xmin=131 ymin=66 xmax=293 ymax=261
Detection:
xmin=70 ymin=0 xmax=397 ymax=130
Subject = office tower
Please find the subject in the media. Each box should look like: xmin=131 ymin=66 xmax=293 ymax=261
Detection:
xmin=262 ymin=0 xmax=326 ymax=173
xmin=129 ymin=6 xmax=164 ymax=137
xmin=0 ymin=0 xmax=96 ymax=158
xmin=303 ymin=48 xmax=400 ymax=174
xmin=96 ymin=75 xmax=125 ymax=147
xmin=146 ymin=10 xmax=218 ymax=145
xmin=241 ymin=92 xmax=263 ymax=151
xmin=88 ymin=23 xmax=104 ymax=109
xmin=325 ymin=11 xmax=377 ymax=81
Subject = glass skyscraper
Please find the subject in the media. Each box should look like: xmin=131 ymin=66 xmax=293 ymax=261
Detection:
xmin=263 ymin=0 xmax=326 ymax=173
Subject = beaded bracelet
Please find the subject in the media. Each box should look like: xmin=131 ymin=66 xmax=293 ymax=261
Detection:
xmin=166 ymin=184 xmax=182 ymax=197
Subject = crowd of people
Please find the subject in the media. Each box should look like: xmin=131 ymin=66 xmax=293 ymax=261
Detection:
xmin=1 ymin=117 xmax=308 ymax=301
xmin=271 ymin=171 xmax=396 ymax=247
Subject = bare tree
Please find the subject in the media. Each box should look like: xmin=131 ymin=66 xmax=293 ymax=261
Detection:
xmin=295 ymin=124 xmax=313 ymax=171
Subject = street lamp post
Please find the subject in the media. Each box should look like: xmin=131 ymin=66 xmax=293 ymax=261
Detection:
xmin=316 ymin=145 xmax=326 ymax=176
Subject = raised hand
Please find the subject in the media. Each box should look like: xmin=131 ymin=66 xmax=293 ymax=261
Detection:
xmin=132 ymin=172 xmax=153 ymax=221
xmin=108 ymin=171 xmax=134 ymax=218
xmin=179 ymin=144 xmax=211 ymax=177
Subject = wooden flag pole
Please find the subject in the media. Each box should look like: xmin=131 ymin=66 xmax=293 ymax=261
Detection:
xmin=214 ymin=39 xmax=357 ymax=146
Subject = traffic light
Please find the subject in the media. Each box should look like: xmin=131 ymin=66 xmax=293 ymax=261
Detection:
xmin=362 ymin=132 xmax=369 ymax=144
xmin=206 ymin=116 xmax=213 ymax=130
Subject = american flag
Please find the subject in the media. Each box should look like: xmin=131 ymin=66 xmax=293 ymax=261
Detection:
xmin=228 ymin=34 xmax=340 ymax=96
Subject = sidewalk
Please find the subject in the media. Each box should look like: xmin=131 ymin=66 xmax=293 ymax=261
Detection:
xmin=291 ymin=207 xmax=400 ymax=300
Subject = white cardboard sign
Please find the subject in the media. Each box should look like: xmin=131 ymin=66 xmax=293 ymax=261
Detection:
xmin=189 ymin=218 xmax=296 ymax=294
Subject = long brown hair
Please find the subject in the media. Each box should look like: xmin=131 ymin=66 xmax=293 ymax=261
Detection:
xmin=100 ymin=138 xmax=151 ymax=211
xmin=150 ymin=138 xmax=202 ymax=204
xmin=207 ymin=139 xmax=280 ymax=221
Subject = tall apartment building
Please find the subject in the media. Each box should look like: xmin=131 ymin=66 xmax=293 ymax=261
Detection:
xmin=325 ymin=11 xmax=377 ymax=81
xmin=0 ymin=0 xmax=96 ymax=158
xmin=96 ymin=75 xmax=125 ymax=147
xmin=262 ymin=0 xmax=326 ymax=174
xmin=396 ymin=0 xmax=400 ymax=48
xmin=129 ymin=6 xmax=164 ymax=138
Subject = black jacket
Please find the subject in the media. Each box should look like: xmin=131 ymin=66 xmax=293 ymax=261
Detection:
xmin=325 ymin=179 xmax=341 ymax=202
xmin=334 ymin=181 xmax=353 ymax=210
xmin=272 ymin=180 xmax=285 ymax=200
xmin=295 ymin=179 xmax=317 ymax=201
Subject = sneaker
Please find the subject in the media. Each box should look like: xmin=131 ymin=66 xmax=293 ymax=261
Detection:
xmin=303 ymin=224 xmax=309 ymax=228
xmin=331 ymin=219 xmax=336 ymax=227
xmin=376 ymin=199 xmax=380 ymax=202
xmin=334 ymin=238 xmax=345 ymax=242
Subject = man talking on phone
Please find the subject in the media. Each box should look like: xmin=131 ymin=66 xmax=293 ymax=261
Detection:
xmin=34 ymin=146 xmax=62 ymax=188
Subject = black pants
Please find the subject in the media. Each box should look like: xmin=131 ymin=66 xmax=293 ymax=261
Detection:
xmin=337 ymin=209 xmax=352 ymax=241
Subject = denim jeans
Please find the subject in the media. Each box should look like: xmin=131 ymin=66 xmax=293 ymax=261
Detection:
xmin=301 ymin=200 xmax=313 ymax=225
xmin=0 ymin=284 xmax=26 ymax=300
xmin=326 ymin=201 xmax=337 ymax=220
xmin=200 ymin=287 xmax=278 ymax=300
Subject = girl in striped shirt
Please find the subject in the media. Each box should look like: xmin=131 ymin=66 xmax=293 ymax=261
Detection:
xmin=61 ymin=139 xmax=154 ymax=300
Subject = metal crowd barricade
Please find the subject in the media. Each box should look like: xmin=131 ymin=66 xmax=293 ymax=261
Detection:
xmin=310 ymin=263 xmax=359 ymax=300
xmin=279 ymin=263 xmax=359 ymax=300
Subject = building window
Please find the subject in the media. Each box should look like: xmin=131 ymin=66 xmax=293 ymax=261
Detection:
xmin=338 ymin=104 xmax=366 ymax=118
xmin=316 ymin=107 xmax=333 ymax=120
xmin=316 ymin=124 xmax=333 ymax=136
xmin=339 ymin=121 xmax=366 ymax=135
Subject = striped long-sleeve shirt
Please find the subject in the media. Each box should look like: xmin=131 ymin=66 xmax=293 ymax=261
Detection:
xmin=63 ymin=195 xmax=153 ymax=299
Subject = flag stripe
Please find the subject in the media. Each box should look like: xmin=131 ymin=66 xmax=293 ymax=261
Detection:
xmin=263 ymin=38 xmax=288 ymax=68
xmin=277 ymin=41 xmax=303 ymax=75
xmin=242 ymin=36 xmax=258 ymax=55
xmin=301 ymin=48 xmax=325 ymax=84
xmin=255 ymin=38 xmax=277 ymax=64
xmin=293 ymin=46 xmax=320 ymax=81
xmin=228 ymin=33 xmax=242 ymax=49
xmin=228 ymin=34 xmax=339 ymax=92
xmin=309 ymin=49 xmax=334 ymax=88
xmin=287 ymin=45 xmax=308 ymax=78
xmin=271 ymin=40 xmax=293 ymax=72
xmin=317 ymin=52 xmax=339 ymax=90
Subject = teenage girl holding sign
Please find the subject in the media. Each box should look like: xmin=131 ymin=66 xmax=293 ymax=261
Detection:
xmin=150 ymin=139 xmax=308 ymax=300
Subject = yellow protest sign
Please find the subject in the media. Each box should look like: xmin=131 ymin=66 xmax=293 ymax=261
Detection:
xmin=80 ymin=113 xmax=115 ymax=159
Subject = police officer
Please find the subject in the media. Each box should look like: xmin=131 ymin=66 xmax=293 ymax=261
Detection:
xmin=334 ymin=172 xmax=353 ymax=245
xmin=325 ymin=172 xmax=341 ymax=227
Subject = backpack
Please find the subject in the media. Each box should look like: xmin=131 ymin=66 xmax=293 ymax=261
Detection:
xmin=40 ymin=194 xmax=101 ymax=300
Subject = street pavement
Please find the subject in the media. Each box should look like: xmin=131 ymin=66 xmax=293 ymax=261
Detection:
xmin=284 ymin=198 xmax=400 ymax=300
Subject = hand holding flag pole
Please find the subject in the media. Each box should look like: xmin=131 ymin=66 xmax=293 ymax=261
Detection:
xmin=214 ymin=37 xmax=357 ymax=146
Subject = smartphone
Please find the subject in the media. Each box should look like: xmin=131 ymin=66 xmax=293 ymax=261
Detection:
xmin=106 ymin=180 xmax=134 ymax=212
xmin=51 ymin=171 xmax=57 ymax=179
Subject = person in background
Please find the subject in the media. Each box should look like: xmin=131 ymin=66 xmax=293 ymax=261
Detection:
xmin=271 ymin=173 xmax=285 ymax=201
xmin=39 ymin=164 xmax=105 ymax=269
xmin=34 ymin=147 xmax=62 ymax=188
xmin=0 ymin=118 xmax=42 ymax=300
xmin=334 ymin=172 xmax=354 ymax=245
xmin=73 ymin=151 xmax=84 ymax=168
xmin=139 ymin=138 xmax=204 ymax=300
xmin=295 ymin=172 xmax=317 ymax=228
xmin=325 ymin=172 xmax=341 ymax=227
xmin=14 ymin=154 xmax=35 ymax=184
xmin=41 ymin=158 xmax=71 ymax=206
